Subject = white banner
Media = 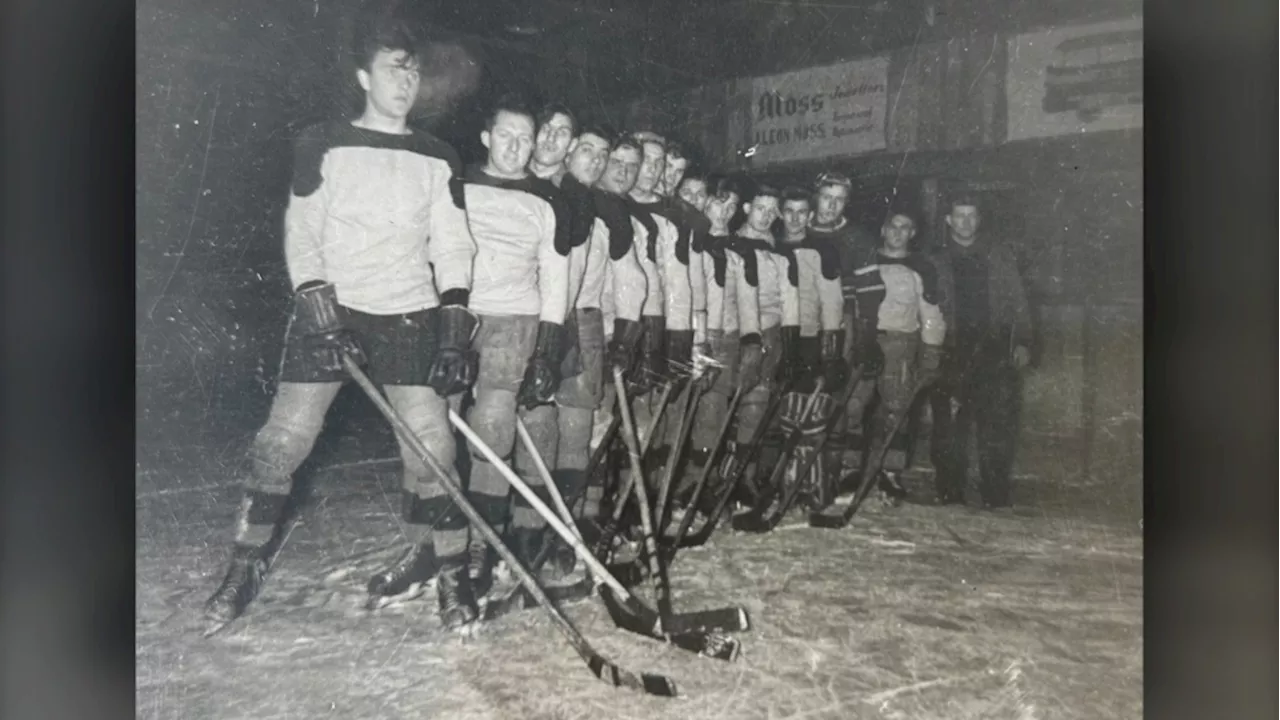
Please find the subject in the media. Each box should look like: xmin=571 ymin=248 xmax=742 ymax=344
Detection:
xmin=1005 ymin=17 xmax=1143 ymax=141
xmin=747 ymin=56 xmax=889 ymax=165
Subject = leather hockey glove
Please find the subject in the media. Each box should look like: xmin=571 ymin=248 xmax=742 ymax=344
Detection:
xmin=665 ymin=329 xmax=695 ymax=380
xmin=737 ymin=332 xmax=764 ymax=391
xmin=517 ymin=321 xmax=567 ymax=409
xmin=775 ymin=325 xmax=804 ymax=389
xmin=293 ymin=281 xmax=366 ymax=373
xmin=426 ymin=290 xmax=479 ymax=397
xmin=820 ymin=329 xmax=850 ymax=392
xmin=607 ymin=318 xmax=645 ymax=376
xmin=634 ymin=315 xmax=667 ymax=393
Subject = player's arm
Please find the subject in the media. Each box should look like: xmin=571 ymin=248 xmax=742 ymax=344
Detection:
xmin=734 ymin=252 xmax=760 ymax=339
xmin=636 ymin=218 xmax=664 ymax=318
xmin=704 ymin=253 xmax=725 ymax=333
xmin=283 ymin=131 xmax=330 ymax=289
xmin=537 ymin=199 xmax=571 ymax=325
xmin=425 ymin=157 xmax=477 ymax=304
xmin=658 ymin=218 xmax=692 ymax=331
xmin=779 ymin=252 xmax=801 ymax=329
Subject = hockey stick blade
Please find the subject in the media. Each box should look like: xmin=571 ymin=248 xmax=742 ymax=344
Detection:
xmin=599 ymin=588 xmax=741 ymax=662
xmin=346 ymin=358 xmax=678 ymax=698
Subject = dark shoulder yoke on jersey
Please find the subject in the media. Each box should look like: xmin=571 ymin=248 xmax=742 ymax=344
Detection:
xmin=625 ymin=198 xmax=660 ymax=263
xmin=559 ymin=174 xmax=599 ymax=252
xmin=291 ymin=122 xmax=465 ymax=209
xmin=464 ymin=168 xmax=572 ymax=256
xmin=726 ymin=236 xmax=763 ymax=287
xmin=704 ymin=236 xmax=729 ymax=287
xmin=658 ymin=197 xmax=694 ymax=265
xmin=899 ymin=253 xmax=940 ymax=304
xmin=800 ymin=235 xmax=843 ymax=281
xmin=592 ymin=190 xmax=635 ymax=261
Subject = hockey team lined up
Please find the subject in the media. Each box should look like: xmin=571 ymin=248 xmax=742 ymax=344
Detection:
xmin=203 ymin=12 xmax=1033 ymax=637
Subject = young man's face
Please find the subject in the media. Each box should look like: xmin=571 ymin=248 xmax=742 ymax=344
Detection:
xmin=677 ymin=178 xmax=708 ymax=212
xmin=944 ymin=204 xmax=981 ymax=240
xmin=598 ymin=146 xmax=641 ymax=195
xmin=482 ymin=110 xmax=536 ymax=176
xmin=743 ymin=196 xmax=780 ymax=233
xmin=357 ymin=48 xmax=421 ymax=122
xmin=533 ymin=112 xmax=576 ymax=168
xmin=660 ymin=156 xmax=688 ymax=196
xmin=565 ymin=132 xmax=610 ymax=187
xmin=633 ymin=141 xmax=666 ymax=193
xmin=781 ymin=199 xmax=813 ymax=239
xmin=814 ymin=184 xmax=850 ymax=225
xmin=704 ymin=192 xmax=739 ymax=228
xmin=881 ymin=214 xmax=916 ymax=252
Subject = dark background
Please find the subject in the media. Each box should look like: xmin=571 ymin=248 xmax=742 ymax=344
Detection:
xmin=3 ymin=0 xmax=1276 ymax=718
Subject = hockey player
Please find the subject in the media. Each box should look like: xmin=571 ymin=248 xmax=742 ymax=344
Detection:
xmin=623 ymin=133 xmax=693 ymax=475
xmin=675 ymin=171 xmax=709 ymax=213
xmin=589 ymin=135 xmax=654 ymax=525
xmin=777 ymin=186 xmax=848 ymax=511
xmin=460 ymin=96 xmax=571 ymax=597
xmin=206 ymin=14 xmax=481 ymax=630
xmin=806 ymin=171 xmax=881 ymax=481
xmin=843 ymin=210 xmax=946 ymax=506
xmin=720 ymin=184 xmax=799 ymax=505
xmin=676 ymin=175 xmax=760 ymax=513
xmin=531 ymin=113 xmax=647 ymax=561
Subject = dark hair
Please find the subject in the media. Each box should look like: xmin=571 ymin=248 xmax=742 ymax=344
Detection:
xmin=485 ymin=93 xmax=537 ymax=132
xmin=679 ymin=168 xmax=708 ymax=187
xmin=351 ymin=1 xmax=419 ymax=71
xmin=665 ymin=139 xmax=688 ymax=161
xmin=781 ymin=185 xmax=813 ymax=207
xmin=630 ymin=131 xmax=667 ymax=152
xmin=536 ymin=102 xmax=579 ymax=136
xmin=611 ymin=135 xmax=644 ymax=156
xmin=814 ymin=170 xmax=853 ymax=192
xmin=706 ymin=174 xmax=743 ymax=201
xmin=882 ymin=207 xmax=916 ymax=226
xmin=750 ymin=183 xmax=781 ymax=203
xmin=948 ymin=194 xmax=981 ymax=212
xmin=575 ymin=123 xmax=616 ymax=146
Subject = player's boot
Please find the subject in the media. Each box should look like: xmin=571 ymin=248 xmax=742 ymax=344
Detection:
xmin=468 ymin=537 xmax=496 ymax=599
xmin=436 ymin=556 xmax=478 ymax=630
xmin=366 ymin=542 xmax=438 ymax=600
xmin=205 ymin=544 xmax=271 ymax=625
xmin=877 ymin=470 xmax=908 ymax=507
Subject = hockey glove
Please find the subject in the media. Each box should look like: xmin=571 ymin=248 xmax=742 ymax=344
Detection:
xmin=426 ymin=293 xmax=479 ymax=397
xmin=665 ymin=329 xmax=695 ymax=379
xmin=775 ymin=325 xmax=803 ymax=389
xmin=607 ymin=318 xmax=645 ymax=375
xmin=634 ymin=315 xmax=667 ymax=393
xmin=517 ymin=321 xmax=567 ymax=409
xmin=692 ymin=329 xmax=722 ymax=393
xmin=820 ymin=328 xmax=850 ymax=392
xmin=737 ymin=332 xmax=763 ymax=391
xmin=293 ymin=281 xmax=366 ymax=373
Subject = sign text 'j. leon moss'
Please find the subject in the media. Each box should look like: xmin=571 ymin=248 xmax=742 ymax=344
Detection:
xmin=747 ymin=56 xmax=888 ymax=165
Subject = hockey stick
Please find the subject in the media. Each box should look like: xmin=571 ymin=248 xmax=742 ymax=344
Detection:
xmin=741 ymin=374 xmax=875 ymax=533
xmin=730 ymin=380 xmax=829 ymax=531
xmin=661 ymin=387 xmax=743 ymax=552
xmin=808 ymin=376 xmax=934 ymax=529
xmin=651 ymin=380 xmax=705 ymax=540
xmin=458 ymin=413 xmax=739 ymax=660
xmin=344 ymin=357 xmax=677 ymax=697
xmin=513 ymin=417 xmax=743 ymax=657
xmin=675 ymin=382 xmax=795 ymax=548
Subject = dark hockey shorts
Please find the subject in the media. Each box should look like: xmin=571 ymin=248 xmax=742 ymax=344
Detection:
xmin=278 ymin=306 xmax=437 ymax=386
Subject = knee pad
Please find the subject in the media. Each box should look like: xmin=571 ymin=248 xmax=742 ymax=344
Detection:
xmin=468 ymin=456 xmax=513 ymax=499
xmin=467 ymin=399 xmax=517 ymax=464
xmin=247 ymin=424 xmax=318 ymax=492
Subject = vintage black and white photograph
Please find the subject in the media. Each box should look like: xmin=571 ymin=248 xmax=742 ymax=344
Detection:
xmin=136 ymin=0 xmax=1144 ymax=716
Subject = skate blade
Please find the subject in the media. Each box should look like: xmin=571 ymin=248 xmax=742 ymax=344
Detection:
xmin=364 ymin=580 xmax=431 ymax=612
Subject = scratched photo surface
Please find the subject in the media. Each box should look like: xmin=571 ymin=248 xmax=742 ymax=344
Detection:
xmin=137 ymin=1 xmax=1142 ymax=718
